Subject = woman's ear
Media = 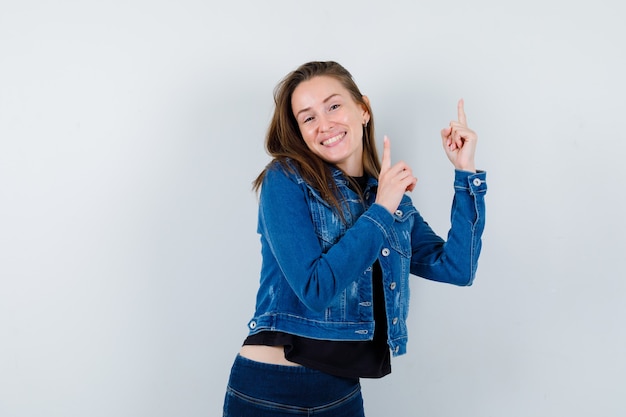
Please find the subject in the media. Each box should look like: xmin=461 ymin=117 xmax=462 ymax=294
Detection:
xmin=361 ymin=95 xmax=371 ymax=124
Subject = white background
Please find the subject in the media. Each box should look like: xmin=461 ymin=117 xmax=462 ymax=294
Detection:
xmin=1 ymin=1 xmax=625 ymax=416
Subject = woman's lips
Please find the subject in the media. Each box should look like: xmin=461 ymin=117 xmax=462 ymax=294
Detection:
xmin=321 ymin=132 xmax=346 ymax=146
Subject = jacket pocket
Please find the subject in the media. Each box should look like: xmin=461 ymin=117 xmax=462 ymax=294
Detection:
xmin=386 ymin=198 xmax=416 ymax=258
xmin=306 ymin=188 xmax=348 ymax=251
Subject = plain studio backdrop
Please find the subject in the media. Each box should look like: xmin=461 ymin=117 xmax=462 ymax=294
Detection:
xmin=1 ymin=1 xmax=624 ymax=416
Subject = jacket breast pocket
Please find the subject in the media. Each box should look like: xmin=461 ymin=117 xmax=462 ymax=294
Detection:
xmin=306 ymin=189 xmax=348 ymax=251
xmin=387 ymin=198 xmax=417 ymax=258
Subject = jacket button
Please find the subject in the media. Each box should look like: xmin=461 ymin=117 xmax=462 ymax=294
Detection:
xmin=389 ymin=282 xmax=397 ymax=290
xmin=394 ymin=209 xmax=403 ymax=217
xmin=248 ymin=321 xmax=257 ymax=329
xmin=392 ymin=317 xmax=398 ymax=325
xmin=473 ymin=178 xmax=482 ymax=186
xmin=381 ymin=248 xmax=390 ymax=256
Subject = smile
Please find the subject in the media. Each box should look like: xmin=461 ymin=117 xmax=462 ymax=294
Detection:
xmin=322 ymin=132 xmax=346 ymax=146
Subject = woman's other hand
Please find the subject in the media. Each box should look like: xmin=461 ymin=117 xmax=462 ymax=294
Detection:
xmin=441 ymin=99 xmax=477 ymax=172
xmin=375 ymin=136 xmax=418 ymax=214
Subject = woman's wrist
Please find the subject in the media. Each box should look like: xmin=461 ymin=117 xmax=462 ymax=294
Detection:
xmin=455 ymin=166 xmax=476 ymax=173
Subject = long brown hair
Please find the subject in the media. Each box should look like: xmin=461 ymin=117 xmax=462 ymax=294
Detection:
xmin=253 ymin=61 xmax=380 ymax=216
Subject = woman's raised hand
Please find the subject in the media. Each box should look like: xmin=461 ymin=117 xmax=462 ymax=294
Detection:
xmin=375 ymin=136 xmax=418 ymax=214
xmin=441 ymin=99 xmax=478 ymax=173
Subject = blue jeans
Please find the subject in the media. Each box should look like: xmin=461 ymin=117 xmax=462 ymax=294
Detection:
xmin=223 ymin=355 xmax=365 ymax=416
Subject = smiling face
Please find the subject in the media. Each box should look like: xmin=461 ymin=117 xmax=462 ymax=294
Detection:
xmin=291 ymin=76 xmax=370 ymax=176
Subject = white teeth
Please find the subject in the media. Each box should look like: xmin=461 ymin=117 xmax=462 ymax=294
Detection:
xmin=322 ymin=133 xmax=344 ymax=146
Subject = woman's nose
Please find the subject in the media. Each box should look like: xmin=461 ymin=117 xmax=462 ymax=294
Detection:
xmin=318 ymin=113 xmax=333 ymax=132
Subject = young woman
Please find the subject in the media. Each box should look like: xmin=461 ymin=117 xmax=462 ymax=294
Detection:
xmin=222 ymin=61 xmax=487 ymax=416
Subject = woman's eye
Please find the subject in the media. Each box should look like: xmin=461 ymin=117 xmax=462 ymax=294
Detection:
xmin=303 ymin=116 xmax=314 ymax=123
xmin=329 ymin=104 xmax=340 ymax=111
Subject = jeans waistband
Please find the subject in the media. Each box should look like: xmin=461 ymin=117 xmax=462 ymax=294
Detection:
xmin=227 ymin=354 xmax=360 ymax=408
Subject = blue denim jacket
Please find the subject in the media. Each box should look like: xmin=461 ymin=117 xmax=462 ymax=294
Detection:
xmin=247 ymin=160 xmax=487 ymax=356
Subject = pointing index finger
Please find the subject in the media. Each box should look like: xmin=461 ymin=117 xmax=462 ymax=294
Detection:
xmin=381 ymin=135 xmax=391 ymax=171
xmin=457 ymin=98 xmax=467 ymax=126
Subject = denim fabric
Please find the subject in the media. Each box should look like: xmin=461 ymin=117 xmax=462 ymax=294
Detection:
xmin=223 ymin=355 xmax=365 ymax=416
xmin=248 ymin=160 xmax=487 ymax=356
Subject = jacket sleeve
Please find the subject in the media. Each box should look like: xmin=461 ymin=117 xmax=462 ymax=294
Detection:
xmin=259 ymin=166 xmax=395 ymax=312
xmin=410 ymin=170 xmax=487 ymax=286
